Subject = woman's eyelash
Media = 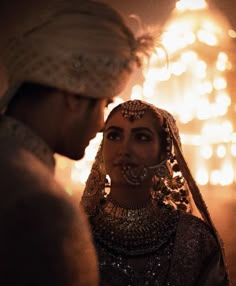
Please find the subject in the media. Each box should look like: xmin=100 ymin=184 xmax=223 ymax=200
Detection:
xmin=135 ymin=133 xmax=152 ymax=141
xmin=105 ymin=131 xmax=152 ymax=141
xmin=106 ymin=132 xmax=121 ymax=140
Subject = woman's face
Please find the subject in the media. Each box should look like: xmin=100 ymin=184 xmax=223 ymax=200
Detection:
xmin=103 ymin=109 xmax=162 ymax=185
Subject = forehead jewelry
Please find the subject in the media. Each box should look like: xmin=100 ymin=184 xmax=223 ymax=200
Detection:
xmin=121 ymin=100 xmax=148 ymax=121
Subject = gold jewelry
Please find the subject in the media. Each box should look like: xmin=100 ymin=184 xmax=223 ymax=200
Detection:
xmin=90 ymin=198 xmax=180 ymax=256
xmin=121 ymin=100 xmax=148 ymax=121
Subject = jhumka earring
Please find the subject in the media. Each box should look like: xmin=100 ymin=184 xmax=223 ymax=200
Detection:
xmin=151 ymin=120 xmax=190 ymax=212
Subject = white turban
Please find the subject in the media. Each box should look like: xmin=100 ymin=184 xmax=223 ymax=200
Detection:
xmin=0 ymin=0 xmax=154 ymax=110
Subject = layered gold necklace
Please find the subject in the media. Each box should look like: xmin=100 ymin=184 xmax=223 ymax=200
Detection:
xmin=90 ymin=196 xmax=180 ymax=256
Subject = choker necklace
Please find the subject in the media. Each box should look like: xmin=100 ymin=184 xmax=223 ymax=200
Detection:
xmin=103 ymin=195 xmax=157 ymax=220
xmin=106 ymin=194 xmax=153 ymax=210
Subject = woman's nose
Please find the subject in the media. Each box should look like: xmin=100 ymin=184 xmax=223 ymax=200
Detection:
xmin=117 ymin=138 xmax=131 ymax=156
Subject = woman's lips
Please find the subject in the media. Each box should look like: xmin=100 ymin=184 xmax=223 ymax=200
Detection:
xmin=113 ymin=160 xmax=137 ymax=167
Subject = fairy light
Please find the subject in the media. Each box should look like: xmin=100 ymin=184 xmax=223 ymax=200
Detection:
xmin=228 ymin=29 xmax=236 ymax=38
xmin=213 ymin=77 xmax=227 ymax=90
xmin=219 ymin=161 xmax=234 ymax=185
xmin=196 ymin=168 xmax=209 ymax=185
xmin=180 ymin=51 xmax=198 ymax=63
xmin=176 ymin=0 xmax=207 ymax=11
xmin=216 ymin=92 xmax=231 ymax=107
xmin=200 ymin=145 xmax=213 ymax=159
xmin=210 ymin=170 xmax=220 ymax=185
xmin=55 ymin=0 xmax=236 ymax=193
xmin=231 ymin=144 xmax=236 ymax=157
xmin=144 ymin=0 xmax=235 ymax=187
xmin=131 ymin=85 xmax=143 ymax=100
xmin=197 ymin=29 xmax=218 ymax=46
xmin=216 ymin=52 xmax=229 ymax=71
xmin=170 ymin=62 xmax=186 ymax=76
xmin=194 ymin=61 xmax=207 ymax=79
xmin=216 ymin=145 xmax=227 ymax=158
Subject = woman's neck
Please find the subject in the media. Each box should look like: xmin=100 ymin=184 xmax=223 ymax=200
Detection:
xmin=109 ymin=183 xmax=152 ymax=209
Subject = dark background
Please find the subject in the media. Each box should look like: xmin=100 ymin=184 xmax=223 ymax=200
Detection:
xmin=103 ymin=0 xmax=236 ymax=29
xmin=1 ymin=1 xmax=236 ymax=35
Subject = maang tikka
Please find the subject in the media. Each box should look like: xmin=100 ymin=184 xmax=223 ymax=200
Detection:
xmin=121 ymin=99 xmax=148 ymax=121
xmin=119 ymin=100 xmax=152 ymax=185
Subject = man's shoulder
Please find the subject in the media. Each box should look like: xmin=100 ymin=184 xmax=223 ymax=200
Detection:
xmin=0 ymin=140 xmax=69 ymax=212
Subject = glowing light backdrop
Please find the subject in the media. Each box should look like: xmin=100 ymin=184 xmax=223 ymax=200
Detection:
xmin=55 ymin=0 xmax=236 ymax=194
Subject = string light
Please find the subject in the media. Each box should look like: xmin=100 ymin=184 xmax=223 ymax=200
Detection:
xmin=55 ymin=0 xmax=236 ymax=192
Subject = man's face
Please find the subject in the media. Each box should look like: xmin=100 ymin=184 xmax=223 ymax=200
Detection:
xmin=75 ymin=98 xmax=111 ymax=159
xmin=59 ymin=96 xmax=113 ymax=160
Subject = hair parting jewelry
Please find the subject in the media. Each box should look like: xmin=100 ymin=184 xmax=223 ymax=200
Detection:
xmin=121 ymin=100 xmax=148 ymax=121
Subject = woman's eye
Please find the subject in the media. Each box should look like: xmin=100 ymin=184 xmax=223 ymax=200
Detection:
xmin=106 ymin=132 xmax=121 ymax=141
xmin=135 ymin=133 xmax=152 ymax=142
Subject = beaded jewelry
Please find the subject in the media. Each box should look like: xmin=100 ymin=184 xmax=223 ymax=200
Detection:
xmin=81 ymin=99 xmax=228 ymax=283
xmin=121 ymin=100 xmax=148 ymax=121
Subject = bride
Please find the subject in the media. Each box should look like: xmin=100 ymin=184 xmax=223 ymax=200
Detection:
xmin=81 ymin=100 xmax=229 ymax=286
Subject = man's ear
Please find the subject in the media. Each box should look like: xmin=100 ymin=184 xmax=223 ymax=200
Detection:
xmin=63 ymin=92 xmax=98 ymax=117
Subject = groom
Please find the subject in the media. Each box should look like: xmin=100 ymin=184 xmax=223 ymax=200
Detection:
xmin=0 ymin=0 xmax=150 ymax=285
